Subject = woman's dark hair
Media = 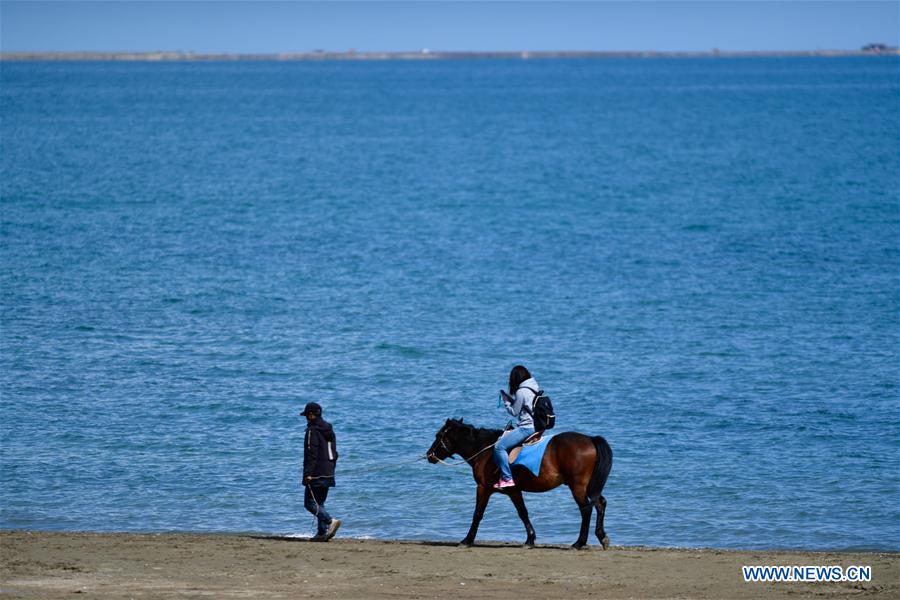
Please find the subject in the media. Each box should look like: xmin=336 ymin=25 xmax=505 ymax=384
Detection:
xmin=508 ymin=365 xmax=532 ymax=394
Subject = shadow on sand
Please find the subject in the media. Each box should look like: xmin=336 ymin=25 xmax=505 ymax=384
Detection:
xmin=248 ymin=535 xmax=579 ymax=550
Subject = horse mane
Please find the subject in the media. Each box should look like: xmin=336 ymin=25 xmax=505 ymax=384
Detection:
xmin=448 ymin=418 xmax=502 ymax=443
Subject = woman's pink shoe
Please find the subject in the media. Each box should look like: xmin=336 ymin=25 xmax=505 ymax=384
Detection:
xmin=493 ymin=479 xmax=516 ymax=490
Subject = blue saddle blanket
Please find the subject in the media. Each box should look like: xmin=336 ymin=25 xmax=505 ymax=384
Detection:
xmin=512 ymin=433 xmax=556 ymax=477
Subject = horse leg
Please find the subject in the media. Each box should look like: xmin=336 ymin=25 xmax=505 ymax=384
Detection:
xmin=595 ymin=495 xmax=609 ymax=549
xmin=507 ymin=488 xmax=536 ymax=548
xmin=569 ymin=482 xmax=592 ymax=550
xmin=459 ymin=484 xmax=491 ymax=548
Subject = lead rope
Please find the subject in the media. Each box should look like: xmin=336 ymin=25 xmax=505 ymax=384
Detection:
xmin=303 ymin=444 xmax=495 ymax=532
xmin=433 ymin=441 xmax=498 ymax=469
xmin=304 ymin=453 xmax=429 ymax=535
xmin=305 ymin=453 xmax=428 ymax=482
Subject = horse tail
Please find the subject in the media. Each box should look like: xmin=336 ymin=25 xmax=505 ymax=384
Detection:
xmin=586 ymin=435 xmax=613 ymax=505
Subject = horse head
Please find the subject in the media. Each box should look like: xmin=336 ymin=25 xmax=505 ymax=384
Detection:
xmin=426 ymin=418 xmax=465 ymax=463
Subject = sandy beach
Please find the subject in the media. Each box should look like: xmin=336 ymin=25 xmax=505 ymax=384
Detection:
xmin=1 ymin=531 xmax=896 ymax=599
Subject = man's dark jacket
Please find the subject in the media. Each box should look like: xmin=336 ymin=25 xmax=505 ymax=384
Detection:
xmin=303 ymin=418 xmax=338 ymax=487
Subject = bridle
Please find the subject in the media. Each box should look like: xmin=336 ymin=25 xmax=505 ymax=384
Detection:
xmin=430 ymin=427 xmax=454 ymax=459
xmin=429 ymin=424 xmax=497 ymax=465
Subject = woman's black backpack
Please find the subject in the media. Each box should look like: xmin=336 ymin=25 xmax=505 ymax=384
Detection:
xmin=519 ymin=386 xmax=556 ymax=431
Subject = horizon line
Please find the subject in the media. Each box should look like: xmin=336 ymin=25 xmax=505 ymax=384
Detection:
xmin=2 ymin=47 xmax=898 ymax=61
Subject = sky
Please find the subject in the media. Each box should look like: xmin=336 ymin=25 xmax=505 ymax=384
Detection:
xmin=1 ymin=1 xmax=898 ymax=53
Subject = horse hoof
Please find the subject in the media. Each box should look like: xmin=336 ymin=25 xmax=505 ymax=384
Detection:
xmin=570 ymin=543 xmax=588 ymax=551
xmin=523 ymin=542 xmax=535 ymax=549
xmin=601 ymin=536 xmax=610 ymax=550
xmin=458 ymin=541 xmax=473 ymax=549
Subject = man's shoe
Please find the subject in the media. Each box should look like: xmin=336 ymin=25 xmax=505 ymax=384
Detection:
xmin=493 ymin=478 xmax=516 ymax=490
xmin=324 ymin=519 xmax=342 ymax=541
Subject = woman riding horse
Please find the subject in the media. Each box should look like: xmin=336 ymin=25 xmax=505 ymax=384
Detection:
xmin=427 ymin=416 xmax=613 ymax=549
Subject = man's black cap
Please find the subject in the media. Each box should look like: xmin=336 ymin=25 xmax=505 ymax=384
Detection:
xmin=300 ymin=402 xmax=322 ymax=416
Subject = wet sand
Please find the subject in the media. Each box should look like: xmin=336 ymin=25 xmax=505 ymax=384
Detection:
xmin=1 ymin=530 xmax=897 ymax=599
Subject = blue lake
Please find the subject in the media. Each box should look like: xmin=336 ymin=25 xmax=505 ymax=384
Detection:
xmin=1 ymin=57 xmax=898 ymax=550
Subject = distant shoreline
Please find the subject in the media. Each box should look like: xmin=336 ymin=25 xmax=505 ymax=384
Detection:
xmin=2 ymin=49 xmax=898 ymax=61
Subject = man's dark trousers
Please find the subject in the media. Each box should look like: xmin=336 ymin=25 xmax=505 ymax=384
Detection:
xmin=304 ymin=482 xmax=332 ymax=536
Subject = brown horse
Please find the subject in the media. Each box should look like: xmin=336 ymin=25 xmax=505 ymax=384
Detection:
xmin=426 ymin=418 xmax=613 ymax=549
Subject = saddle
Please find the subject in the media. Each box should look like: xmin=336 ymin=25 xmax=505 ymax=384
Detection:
xmin=507 ymin=430 xmax=545 ymax=463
